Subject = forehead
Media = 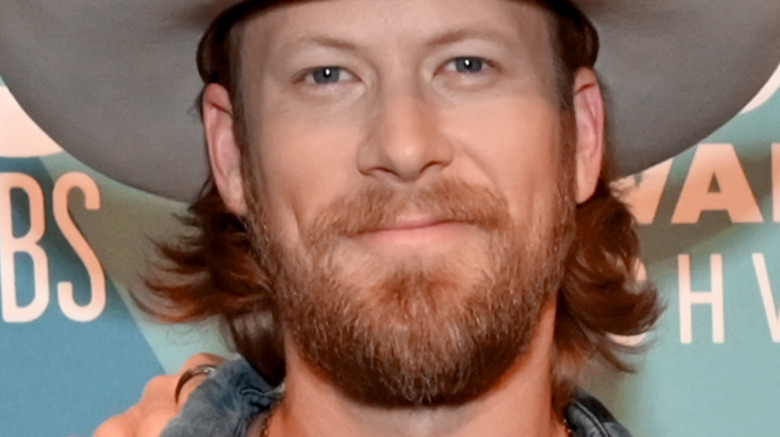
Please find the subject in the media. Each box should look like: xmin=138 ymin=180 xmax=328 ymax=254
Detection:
xmin=238 ymin=0 xmax=553 ymax=56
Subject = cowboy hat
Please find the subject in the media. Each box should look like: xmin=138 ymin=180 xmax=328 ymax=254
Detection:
xmin=0 ymin=0 xmax=778 ymax=201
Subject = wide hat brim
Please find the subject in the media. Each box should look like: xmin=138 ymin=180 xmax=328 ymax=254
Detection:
xmin=1 ymin=1 xmax=779 ymax=202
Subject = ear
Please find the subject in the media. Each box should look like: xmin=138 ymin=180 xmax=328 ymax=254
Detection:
xmin=203 ymin=83 xmax=248 ymax=216
xmin=571 ymin=68 xmax=605 ymax=203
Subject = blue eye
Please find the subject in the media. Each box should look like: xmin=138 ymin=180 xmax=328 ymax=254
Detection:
xmin=309 ymin=66 xmax=345 ymax=84
xmin=451 ymin=57 xmax=485 ymax=73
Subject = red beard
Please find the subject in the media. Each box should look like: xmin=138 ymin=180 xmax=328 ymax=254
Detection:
xmin=248 ymin=176 xmax=574 ymax=406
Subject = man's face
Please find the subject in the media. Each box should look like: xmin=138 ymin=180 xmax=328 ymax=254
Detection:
xmin=208 ymin=0 xmax=601 ymax=406
xmin=239 ymin=0 xmax=564 ymax=245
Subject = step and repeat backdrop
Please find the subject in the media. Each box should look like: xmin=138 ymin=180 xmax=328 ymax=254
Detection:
xmin=1 ymin=63 xmax=779 ymax=436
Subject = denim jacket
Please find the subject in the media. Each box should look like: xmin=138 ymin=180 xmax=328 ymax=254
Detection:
xmin=162 ymin=356 xmax=631 ymax=437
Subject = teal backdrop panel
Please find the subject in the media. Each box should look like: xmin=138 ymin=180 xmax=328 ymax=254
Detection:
xmin=0 ymin=58 xmax=779 ymax=436
xmin=0 ymin=80 xmax=229 ymax=437
xmin=589 ymin=63 xmax=780 ymax=436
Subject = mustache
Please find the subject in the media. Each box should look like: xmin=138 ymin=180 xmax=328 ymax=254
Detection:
xmin=306 ymin=179 xmax=513 ymax=241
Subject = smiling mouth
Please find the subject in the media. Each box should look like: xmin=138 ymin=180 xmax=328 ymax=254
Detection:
xmin=383 ymin=217 xmax=453 ymax=231
xmin=358 ymin=217 xmax=473 ymax=246
xmin=359 ymin=215 xmax=452 ymax=233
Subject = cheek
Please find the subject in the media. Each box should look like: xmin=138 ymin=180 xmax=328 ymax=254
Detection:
xmin=443 ymin=97 xmax=563 ymax=221
xmin=246 ymin=108 xmax=364 ymax=242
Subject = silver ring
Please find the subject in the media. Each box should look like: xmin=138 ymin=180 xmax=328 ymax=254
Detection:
xmin=174 ymin=364 xmax=217 ymax=403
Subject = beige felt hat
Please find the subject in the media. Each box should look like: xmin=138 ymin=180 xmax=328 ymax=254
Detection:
xmin=0 ymin=0 xmax=779 ymax=201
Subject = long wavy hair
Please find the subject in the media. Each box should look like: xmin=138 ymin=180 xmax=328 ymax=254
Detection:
xmin=141 ymin=0 xmax=661 ymax=412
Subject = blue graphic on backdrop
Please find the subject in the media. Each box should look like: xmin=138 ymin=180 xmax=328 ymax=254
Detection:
xmin=0 ymin=156 xmax=163 ymax=437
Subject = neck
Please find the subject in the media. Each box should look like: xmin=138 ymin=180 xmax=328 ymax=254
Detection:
xmin=254 ymin=302 xmax=568 ymax=437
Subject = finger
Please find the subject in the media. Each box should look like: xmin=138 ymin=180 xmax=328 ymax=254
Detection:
xmin=142 ymin=373 xmax=180 ymax=398
xmin=94 ymin=404 xmax=178 ymax=437
xmin=93 ymin=406 xmax=140 ymax=437
xmin=134 ymin=405 xmax=179 ymax=437
xmin=178 ymin=353 xmax=225 ymax=373
xmin=173 ymin=353 xmax=226 ymax=404
xmin=93 ymin=375 xmax=181 ymax=437
xmin=92 ymin=353 xmax=228 ymax=437
xmin=136 ymin=354 xmax=225 ymax=406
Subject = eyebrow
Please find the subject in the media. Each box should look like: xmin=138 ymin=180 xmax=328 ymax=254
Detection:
xmin=281 ymin=35 xmax=360 ymax=53
xmin=281 ymin=27 xmax=516 ymax=54
xmin=425 ymin=28 xmax=517 ymax=49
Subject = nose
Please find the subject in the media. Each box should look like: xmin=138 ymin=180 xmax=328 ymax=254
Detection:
xmin=357 ymin=91 xmax=454 ymax=183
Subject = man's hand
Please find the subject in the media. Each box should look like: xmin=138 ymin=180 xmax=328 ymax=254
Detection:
xmin=93 ymin=354 xmax=225 ymax=437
